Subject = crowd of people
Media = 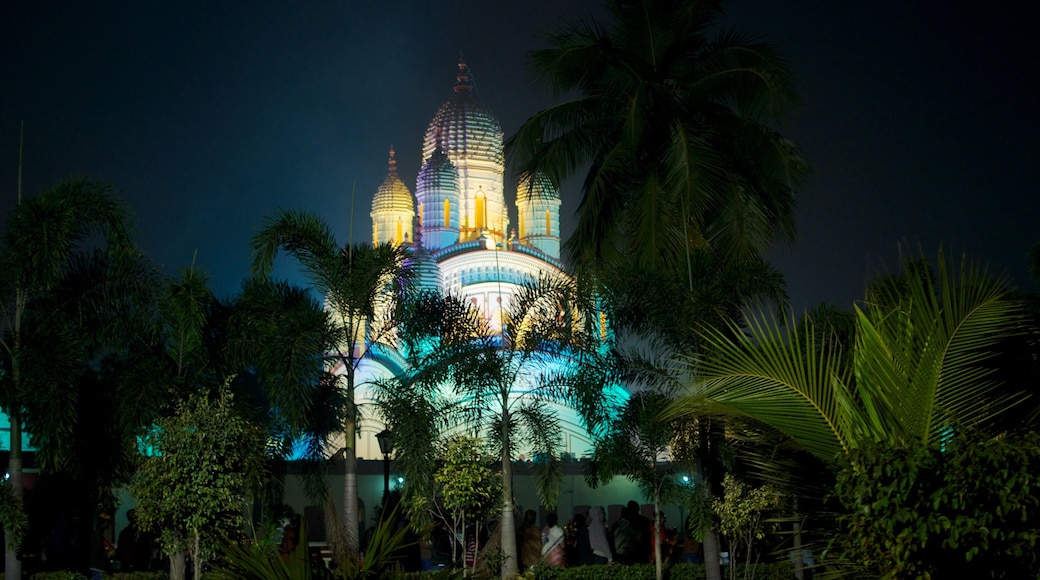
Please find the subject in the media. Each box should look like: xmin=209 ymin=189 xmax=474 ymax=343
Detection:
xmin=515 ymin=500 xmax=702 ymax=573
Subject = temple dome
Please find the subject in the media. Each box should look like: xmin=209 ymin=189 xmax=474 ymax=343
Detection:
xmin=421 ymin=58 xmax=508 ymax=245
xmin=403 ymin=217 xmax=442 ymax=289
xmin=371 ymin=146 xmax=414 ymax=215
xmin=371 ymin=146 xmax=414 ymax=246
xmin=515 ymin=171 xmax=562 ymax=259
xmin=421 ymin=60 xmax=504 ymax=167
xmin=516 ymin=171 xmax=559 ymax=203
xmin=416 ymin=147 xmax=461 ymax=250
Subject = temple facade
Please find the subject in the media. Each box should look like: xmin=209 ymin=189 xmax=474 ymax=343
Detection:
xmin=352 ymin=59 xmax=597 ymax=462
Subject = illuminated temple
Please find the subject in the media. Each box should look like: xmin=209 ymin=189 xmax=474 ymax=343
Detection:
xmin=351 ymin=58 xmax=599 ymax=462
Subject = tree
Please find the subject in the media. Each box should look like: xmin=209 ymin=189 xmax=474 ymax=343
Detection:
xmin=586 ymin=390 xmax=688 ymax=580
xmin=130 ymin=385 xmax=265 ymax=580
xmin=713 ymin=473 xmax=781 ymax=580
xmin=395 ymin=275 xmax=615 ymax=579
xmin=673 ymin=250 xmax=1026 ymax=465
xmin=598 ymin=251 xmax=786 ymax=580
xmin=425 ymin=436 xmax=502 ymax=570
xmin=508 ymin=0 xmax=808 ymax=275
xmin=0 ymin=178 xmax=148 ymax=579
xmin=251 ymin=209 xmax=411 ymax=565
xmin=226 ymin=278 xmax=348 ymax=524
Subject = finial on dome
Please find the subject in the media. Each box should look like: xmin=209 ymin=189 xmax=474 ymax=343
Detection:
xmin=454 ymin=54 xmax=474 ymax=94
xmin=387 ymin=145 xmax=398 ymax=178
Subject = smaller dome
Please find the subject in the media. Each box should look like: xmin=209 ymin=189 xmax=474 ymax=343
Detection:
xmin=516 ymin=171 xmax=559 ymax=203
xmin=371 ymin=146 xmax=414 ymax=214
xmin=417 ymin=147 xmax=460 ymax=196
xmin=405 ymin=221 xmax=443 ymax=290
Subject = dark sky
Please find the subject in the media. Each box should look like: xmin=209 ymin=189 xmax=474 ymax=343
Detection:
xmin=4 ymin=1 xmax=1038 ymax=311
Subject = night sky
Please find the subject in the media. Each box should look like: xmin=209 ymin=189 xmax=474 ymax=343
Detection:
xmin=4 ymin=1 xmax=1038 ymax=311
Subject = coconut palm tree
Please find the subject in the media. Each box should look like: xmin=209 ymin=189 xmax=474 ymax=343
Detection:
xmin=251 ymin=210 xmax=411 ymax=565
xmin=671 ymin=251 xmax=1027 ymax=465
xmin=0 ymin=178 xmax=147 ymax=579
xmin=507 ymin=0 xmax=808 ymax=275
xmin=387 ymin=274 xmax=617 ymax=579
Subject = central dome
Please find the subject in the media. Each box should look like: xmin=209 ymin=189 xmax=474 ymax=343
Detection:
xmin=421 ymin=58 xmax=508 ymax=244
xmin=422 ymin=59 xmax=504 ymax=167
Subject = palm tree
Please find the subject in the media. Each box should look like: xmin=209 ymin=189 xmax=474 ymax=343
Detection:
xmin=670 ymin=251 xmax=1027 ymax=465
xmin=597 ymin=251 xmax=786 ymax=580
xmin=586 ymin=390 xmax=692 ymax=580
xmin=251 ymin=210 xmax=411 ymax=564
xmin=507 ymin=0 xmax=808 ymax=275
xmin=389 ymin=274 xmax=616 ymax=578
xmin=0 ymin=179 xmax=144 ymax=579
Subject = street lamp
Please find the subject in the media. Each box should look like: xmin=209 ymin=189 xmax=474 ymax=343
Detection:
xmin=376 ymin=428 xmax=392 ymax=501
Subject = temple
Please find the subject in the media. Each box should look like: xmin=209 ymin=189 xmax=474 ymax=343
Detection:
xmin=353 ymin=58 xmax=599 ymax=461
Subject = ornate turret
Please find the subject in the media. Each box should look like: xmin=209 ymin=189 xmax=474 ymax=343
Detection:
xmin=415 ymin=142 xmax=461 ymax=251
xmin=404 ymin=216 xmax=443 ymax=290
xmin=515 ymin=171 xmax=562 ymax=259
xmin=370 ymin=146 xmax=414 ymax=246
xmin=422 ymin=57 xmax=508 ymax=245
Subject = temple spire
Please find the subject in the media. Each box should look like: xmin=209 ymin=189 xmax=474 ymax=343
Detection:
xmin=454 ymin=53 xmax=474 ymax=94
xmin=387 ymin=145 xmax=397 ymax=178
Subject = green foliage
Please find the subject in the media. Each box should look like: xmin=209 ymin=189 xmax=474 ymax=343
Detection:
xmin=0 ymin=480 xmax=26 ymax=550
xmin=25 ymin=573 xmax=89 ymax=580
xmin=588 ymin=391 xmax=680 ymax=501
xmin=679 ymin=250 xmax=1026 ymax=465
xmin=130 ymin=386 xmax=265 ymax=574
xmin=251 ymin=209 xmax=412 ymax=563
xmin=713 ymin=474 xmax=781 ymax=580
xmin=526 ymin=563 xmax=793 ymax=580
xmin=830 ymin=430 xmax=1040 ymax=578
xmin=432 ymin=436 xmax=502 ymax=523
xmin=393 ymin=274 xmax=616 ymax=577
xmin=508 ymin=0 xmax=808 ymax=273
xmin=217 ymin=516 xmax=319 ymax=580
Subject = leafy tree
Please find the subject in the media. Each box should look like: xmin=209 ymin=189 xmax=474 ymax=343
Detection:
xmin=395 ymin=275 xmax=615 ymax=578
xmin=508 ymin=0 xmax=808 ymax=274
xmin=713 ymin=473 xmax=781 ymax=580
xmin=251 ymin=210 xmax=411 ymax=565
xmin=831 ymin=430 xmax=1040 ymax=578
xmin=131 ymin=385 xmax=265 ymax=580
xmin=426 ymin=436 xmax=502 ymax=569
xmin=0 ymin=178 xmax=152 ymax=580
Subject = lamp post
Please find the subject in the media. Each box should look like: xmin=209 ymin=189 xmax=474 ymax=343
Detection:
xmin=376 ymin=428 xmax=392 ymax=502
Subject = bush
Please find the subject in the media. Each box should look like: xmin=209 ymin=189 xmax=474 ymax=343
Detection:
xmin=28 ymin=573 xmax=88 ymax=580
xmin=525 ymin=563 xmax=793 ymax=580
xmin=833 ymin=430 xmax=1040 ymax=578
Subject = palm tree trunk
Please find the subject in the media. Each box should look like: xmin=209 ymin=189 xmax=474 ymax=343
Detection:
xmin=703 ymin=529 xmax=723 ymax=580
xmin=343 ymin=414 xmax=360 ymax=564
xmin=499 ymin=409 xmax=517 ymax=579
xmin=4 ymin=411 xmax=22 ymax=580
xmin=5 ymin=293 xmax=24 ymax=580
xmin=653 ymin=497 xmax=663 ymax=580
xmin=793 ymin=504 xmax=804 ymax=580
